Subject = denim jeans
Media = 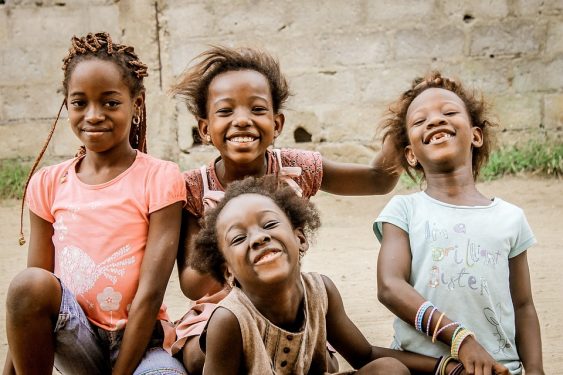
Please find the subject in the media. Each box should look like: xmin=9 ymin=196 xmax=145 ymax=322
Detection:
xmin=53 ymin=280 xmax=186 ymax=374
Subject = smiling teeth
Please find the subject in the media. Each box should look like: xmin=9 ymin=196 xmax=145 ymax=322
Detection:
xmin=230 ymin=137 xmax=255 ymax=143
xmin=430 ymin=133 xmax=452 ymax=143
xmin=256 ymin=251 xmax=279 ymax=264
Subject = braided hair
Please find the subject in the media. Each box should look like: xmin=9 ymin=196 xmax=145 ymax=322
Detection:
xmin=19 ymin=32 xmax=149 ymax=246
xmin=380 ymin=71 xmax=497 ymax=182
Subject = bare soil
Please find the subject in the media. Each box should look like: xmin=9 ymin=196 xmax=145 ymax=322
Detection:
xmin=1 ymin=177 xmax=560 ymax=372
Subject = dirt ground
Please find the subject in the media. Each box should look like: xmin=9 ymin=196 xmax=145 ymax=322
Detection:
xmin=0 ymin=177 xmax=560 ymax=373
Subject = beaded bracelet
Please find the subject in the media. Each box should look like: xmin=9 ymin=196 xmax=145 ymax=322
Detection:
xmin=431 ymin=312 xmax=446 ymax=343
xmin=433 ymin=321 xmax=459 ymax=343
xmin=415 ymin=301 xmax=433 ymax=332
xmin=426 ymin=307 xmax=437 ymax=336
xmin=451 ymin=325 xmax=463 ymax=343
xmin=451 ymin=328 xmax=475 ymax=359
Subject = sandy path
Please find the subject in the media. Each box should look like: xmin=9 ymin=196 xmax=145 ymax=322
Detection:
xmin=0 ymin=177 xmax=560 ymax=372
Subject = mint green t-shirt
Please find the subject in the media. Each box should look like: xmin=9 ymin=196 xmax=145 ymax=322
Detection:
xmin=374 ymin=192 xmax=536 ymax=375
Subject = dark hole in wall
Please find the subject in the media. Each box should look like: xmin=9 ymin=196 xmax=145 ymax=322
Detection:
xmin=192 ymin=126 xmax=202 ymax=146
xmin=463 ymin=14 xmax=474 ymax=23
xmin=294 ymin=127 xmax=312 ymax=143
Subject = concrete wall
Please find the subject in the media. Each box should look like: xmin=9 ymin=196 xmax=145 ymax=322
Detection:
xmin=1 ymin=0 xmax=562 ymax=169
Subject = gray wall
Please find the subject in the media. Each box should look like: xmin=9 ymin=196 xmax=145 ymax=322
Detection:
xmin=1 ymin=0 xmax=562 ymax=169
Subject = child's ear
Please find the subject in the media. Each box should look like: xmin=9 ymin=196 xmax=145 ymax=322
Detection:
xmin=223 ymin=264 xmax=235 ymax=287
xmin=471 ymin=126 xmax=484 ymax=148
xmin=404 ymin=145 xmax=418 ymax=167
xmin=294 ymin=228 xmax=309 ymax=253
xmin=134 ymin=91 xmax=145 ymax=110
xmin=198 ymin=118 xmax=211 ymax=145
xmin=273 ymin=113 xmax=285 ymax=139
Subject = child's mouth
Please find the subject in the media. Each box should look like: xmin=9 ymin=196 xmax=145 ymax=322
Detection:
xmin=425 ymin=131 xmax=454 ymax=145
xmin=254 ymin=249 xmax=282 ymax=265
xmin=228 ymin=136 xmax=258 ymax=144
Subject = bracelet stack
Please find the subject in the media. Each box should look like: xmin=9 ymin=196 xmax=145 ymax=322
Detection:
xmin=415 ymin=301 xmax=476 ymax=371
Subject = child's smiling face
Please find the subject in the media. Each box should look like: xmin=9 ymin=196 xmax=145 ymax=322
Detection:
xmin=200 ymin=69 xmax=284 ymax=168
xmin=404 ymin=88 xmax=483 ymax=175
xmin=215 ymin=193 xmax=306 ymax=289
xmin=67 ymin=59 xmax=142 ymax=154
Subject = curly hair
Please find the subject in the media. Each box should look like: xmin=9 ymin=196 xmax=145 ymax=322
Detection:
xmin=19 ymin=32 xmax=149 ymax=246
xmin=380 ymin=71 xmax=497 ymax=181
xmin=190 ymin=176 xmax=321 ymax=284
xmin=169 ymin=45 xmax=290 ymax=119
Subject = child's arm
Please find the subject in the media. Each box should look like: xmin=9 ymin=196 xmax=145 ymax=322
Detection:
xmin=177 ymin=210 xmax=225 ymax=300
xmin=112 ymin=201 xmax=183 ymax=375
xmin=321 ymin=137 xmax=402 ymax=195
xmin=377 ymin=223 xmax=508 ymax=375
xmin=509 ymin=251 xmax=544 ymax=375
xmin=322 ymin=274 xmax=444 ymax=372
xmin=202 ymin=307 xmax=243 ymax=374
xmin=27 ymin=211 xmax=56 ymax=270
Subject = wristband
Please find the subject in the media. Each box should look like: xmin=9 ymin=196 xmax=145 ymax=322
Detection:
xmin=415 ymin=301 xmax=433 ymax=332
xmin=434 ymin=321 xmax=459 ymax=343
xmin=451 ymin=328 xmax=476 ymax=359
xmin=426 ymin=307 xmax=437 ymax=336
xmin=431 ymin=312 xmax=446 ymax=343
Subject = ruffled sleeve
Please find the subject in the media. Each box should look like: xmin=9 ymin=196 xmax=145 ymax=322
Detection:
xmin=26 ymin=167 xmax=55 ymax=223
xmin=146 ymin=161 xmax=187 ymax=214
xmin=279 ymin=149 xmax=323 ymax=199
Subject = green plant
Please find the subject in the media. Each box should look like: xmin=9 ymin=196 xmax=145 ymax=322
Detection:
xmin=481 ymin=141 xmax=563 ymax=180
xmin=0 ymin=159 xmax=31 ymax=200
xmin=399 ymin=140 xmax=563 ymax=188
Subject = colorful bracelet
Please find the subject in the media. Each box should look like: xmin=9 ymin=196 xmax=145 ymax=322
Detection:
xmin=426 ymin=307 xmax=437 ymax=336
xmin=415 ymin=301 xmax=433 ymax=332
xmin=432 ymin=356 xmax=444 ymax=375
xmin=451 ymin=325 xmax=463 ymax=343
xmin=433 ymin=321 xmax=459 ymax=343
xmin=439 ymin=355 xmax=456 ymax=375
xmin=431 ymin=312 xmax=446 ymax=343
xmin=451 ymin=328 xmax=475 ymax=359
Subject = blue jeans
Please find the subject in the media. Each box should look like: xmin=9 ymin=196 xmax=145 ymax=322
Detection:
xmin=53 ymin=280 xmax=186 ymax=374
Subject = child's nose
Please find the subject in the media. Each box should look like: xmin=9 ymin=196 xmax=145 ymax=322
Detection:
xmin=427 ymin=113 xmax=447 ymax=127
xmin=85 ymin=105 xmax=104 ymax=123
xmin=232 ymin=114 xmax=252 ymax=127
xmin=251 ymin=231 xmax=271 ymax=249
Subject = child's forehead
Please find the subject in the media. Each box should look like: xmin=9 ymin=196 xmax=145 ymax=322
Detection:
xmin=407 ymin=88 xmax=466 ymax=116
xmin=217 ymin=194 xmax=283 ymax=225
xmin=209 ymin=69 xmax=270 ymax=94
xmin=68 ymin=59 xmax=129 ymax=92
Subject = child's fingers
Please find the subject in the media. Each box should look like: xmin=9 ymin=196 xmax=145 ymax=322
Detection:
xmin=492 ymin=363 xmax=509 ymax=375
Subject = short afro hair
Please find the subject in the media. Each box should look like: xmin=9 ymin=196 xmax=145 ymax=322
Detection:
xmin=190 ymin=175 xmax=321 ymax=284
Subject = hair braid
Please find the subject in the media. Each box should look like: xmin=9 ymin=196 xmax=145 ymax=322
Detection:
xmin=19 ymin=32 xmax=149 ymax=245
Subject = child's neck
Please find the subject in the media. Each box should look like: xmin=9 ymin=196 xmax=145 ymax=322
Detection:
xmin=215 ymin=154 xmax=268 ymax=187
xmin=424 ymin=169 xmax=490 ymax=206
xmin=243 ymin=276 xmax=305 ymax=332
xmin=76 ymin=146 xmax=137 ymax=185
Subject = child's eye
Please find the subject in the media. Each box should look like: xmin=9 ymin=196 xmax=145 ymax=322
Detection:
xmin=231 ymin=235 xmax=246 ymax=245
xmin=105 ymin=100 xmax=121 ymax=108
xmin=216 ymin=108 xmax=232 ymax=116
xmin=412 ymin=118 xmax=425 ymax=127
xmin=263 ymin=220 xmax=279 ymax=229
xmin=444 ymin=111 xmax=458 ymax=116
xmin=70 ymin=100 xmax=86 ymax=108
xmin=252 ymin=106 xmax=267 ymax=114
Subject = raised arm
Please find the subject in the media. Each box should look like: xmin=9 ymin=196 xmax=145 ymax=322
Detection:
xmin=509 ymin=251 xmax=544 ymax=375
xmin=377 ymin=223 xmax=508 ymax=375
xmin=177 ymin=210 xmax=225 ymax=300
xmin=320 ymin=137 xmax=402 ymax=195
xmin=112 ymin=201 xmax=182 ymax=375
xmin=202 ymin=307 xmax=243 ymax=374
xmin=322 ymin=275 xmax=440 ymax=373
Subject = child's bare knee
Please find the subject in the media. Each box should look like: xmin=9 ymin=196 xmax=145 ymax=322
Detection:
xmin=6 ymin=268 xmax=59 ymax=317
xmin=359 ymin=357 xmax=409 ymax=375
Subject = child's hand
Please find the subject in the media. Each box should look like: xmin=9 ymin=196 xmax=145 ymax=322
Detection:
xmin=379 ymin=136 xmax=404 ymax=176
xmin=458 ymin=336 xmax=509 ymax=375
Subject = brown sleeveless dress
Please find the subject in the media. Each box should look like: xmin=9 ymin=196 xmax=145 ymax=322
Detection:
xmin=212 ymin=272 xmax=354 ymax=374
